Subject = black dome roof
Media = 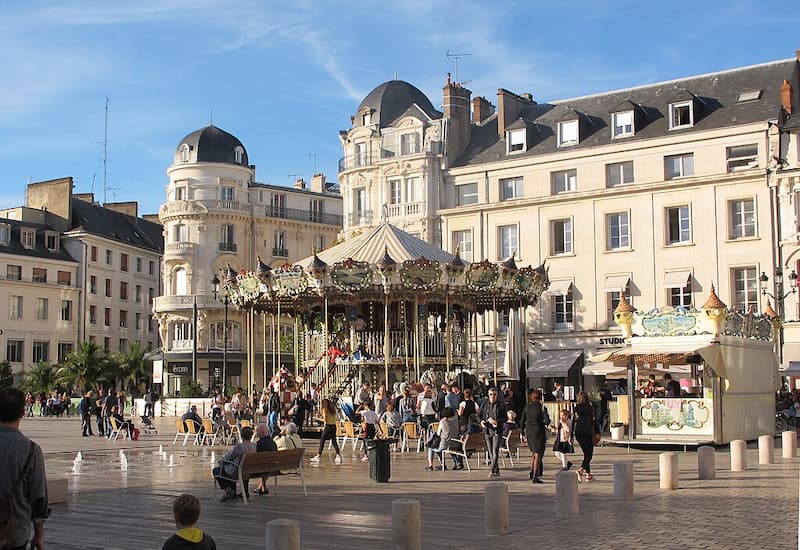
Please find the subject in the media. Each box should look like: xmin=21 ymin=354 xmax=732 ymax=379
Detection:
xmin=174 ymin=125 xmax=249 ymax=166
xmin=355 ymin=80 xmax=441 ymax=128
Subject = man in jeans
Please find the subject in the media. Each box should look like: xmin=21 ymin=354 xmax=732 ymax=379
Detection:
xmin=480 ymin=388 xmax=506 ymax=478
xmin=78 ymin=391 xmax=95 ymax=437
xmin=0 ymin=388 xmax=48 ymax=549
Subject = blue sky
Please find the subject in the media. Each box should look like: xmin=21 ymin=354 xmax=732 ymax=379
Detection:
xmin=0 ymin=0 xmax=797 ymax=215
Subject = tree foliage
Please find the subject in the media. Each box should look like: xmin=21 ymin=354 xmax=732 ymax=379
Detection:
xmin=0 ymin=360 xmax=14 ymax=389
xmin=57 ymin=341 xmax=106 ymax=392
xmin=113 ymin=341 xmax=147 ymax=397
xmin=22 ymin=361 xmax=57 ymax=394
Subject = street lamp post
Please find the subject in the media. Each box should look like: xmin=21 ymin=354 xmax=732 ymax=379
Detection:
xmin=211 ymin=272 xmax=231 ymax=394
xmin=759 ymin=268 xmax=798 ymax=319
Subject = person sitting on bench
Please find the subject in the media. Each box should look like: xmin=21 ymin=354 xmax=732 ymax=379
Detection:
xmin=213 ymin=426 xmax=256 ymax=502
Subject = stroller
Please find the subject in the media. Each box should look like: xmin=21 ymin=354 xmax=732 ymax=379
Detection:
xmin=139 ymin=415 xmax=158 ymax=435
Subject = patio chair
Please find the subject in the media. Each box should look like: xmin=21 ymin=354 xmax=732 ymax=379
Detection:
xmin=342 ymin=420 xmax=363 ymax=452
xmin=499 ymin=428 xmax=522 ymax=467
xmin=108 ymin=416 xmax=127 ymax=441
xmin=401 ymin=422 xmax=422 ymax=453
xmin=184 ymin=419 xmax=202 ymax=446
xmin=226 ymin=418 xmax=242 ymax=445
xmin=172 ymin=418 xmax=191 ymax=445
xmin=202 ymin=418 xmax=222 ymax=446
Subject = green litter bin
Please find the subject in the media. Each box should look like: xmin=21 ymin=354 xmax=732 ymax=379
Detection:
xmin=366 ymin=438 xmax=397 ymax=482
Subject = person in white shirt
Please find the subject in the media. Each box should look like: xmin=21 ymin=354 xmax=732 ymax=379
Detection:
xmin=358 ymin=401 xmax=379 ymax=462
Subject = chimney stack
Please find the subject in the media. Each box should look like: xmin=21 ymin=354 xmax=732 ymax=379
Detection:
xmin=472 ymin=96 xmax=495 ymax=125
xmin=496 ymin=89 xmax=534 ymax=138
xmin=294 ymin=178 xmax=307 ymax=190
xmin=310 ymin=173 xmax=327 ymax=193
xmin=443 ymin=75 xmax=472 ymax=162
xmin=781 ymin=79 xmax=793 ymax=114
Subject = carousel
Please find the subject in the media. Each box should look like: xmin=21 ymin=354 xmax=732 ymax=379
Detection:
xmin=220 ymin=220 xmax=549 ymax=400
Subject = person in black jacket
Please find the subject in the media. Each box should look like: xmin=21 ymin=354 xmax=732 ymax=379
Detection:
xmin=480 ymin=388 xmax=506 ymax=477
xmin=162 ymin=494 xmax=216 ymax=550
xmin=520 ymin=389 xmax=549 ymax=484
xmin=573 ymin=391 xmax=597 ymax=481
xmin=78 ymin=390 xmax=95 ymax=436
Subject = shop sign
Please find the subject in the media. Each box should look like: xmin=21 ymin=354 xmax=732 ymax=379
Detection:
xmin=598 ymin=337 xmax=626 ymax=346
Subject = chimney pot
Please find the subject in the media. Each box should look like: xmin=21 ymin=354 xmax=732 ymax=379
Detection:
xmin=781 ymin=79 xmax=793 ymax=114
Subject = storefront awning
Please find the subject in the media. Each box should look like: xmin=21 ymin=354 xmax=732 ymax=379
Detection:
xmin=664 ymin=270 xmax=692 ymax=289
xmin=589 ymin=342 xmax=723 ymax=376
xmin=543 ymin=280 xmax=573 ymax=297
xmin=603 ymin=275 xmax=630 ymax=292
xmin=527 ymin=349 xmax=583 ymax=377
xmin=781 ymin=362 xmax=800 ymax=375
xmin=582 ymin=361 xmax=625 ymax=376
xmin=781 ymin=343 xmax=800 ymax=371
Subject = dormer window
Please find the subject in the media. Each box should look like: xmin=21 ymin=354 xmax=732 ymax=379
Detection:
xmin=234 ymin=146 xmax=244 ymax=164
xmin=45 ymin=232 xmax=59 ymax=251
xmin=21 ymin=229 xmax=35 ymax=249
xmin=612 ymin=111 xmax=634 ymax=138
xmin=400 ymin=133 xmax=419 ymax=155
xmin=669 ymin=101 xmax=693 ymax=130
xmin=558 ymin=120 xmax=579 ymax=147
xmin=507 ymin=129 xmax=526 ymax=154
xmin=361 ymin=111 xmax=372 ymax=125
xmin=0 ymin=224 xmax=9 ymax=245
xmin=180 ymin=144 xmax=191 ymax=162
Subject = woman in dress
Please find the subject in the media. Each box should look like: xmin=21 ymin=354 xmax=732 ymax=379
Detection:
xmin=520 ymin=389 xmax=549 ymax=484
xmin=573 ymin=391 xmax=596 ymax=481
xmin=551 ymin=409 xmax=573 ymax=471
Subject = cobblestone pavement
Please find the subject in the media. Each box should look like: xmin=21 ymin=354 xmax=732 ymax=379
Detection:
xmin=21 ymin=416 xmax=800 ymax=549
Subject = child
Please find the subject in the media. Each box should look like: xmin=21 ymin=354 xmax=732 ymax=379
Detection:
xmin=162 ymin=494 xmax=216 ymax=549
xmin=551 ymin=409 xmax=573 ymax=471
xmin=502 ymin=410 xmax=518 ymax=437
xmin=379 ymin=403 xmax=401 ymax=437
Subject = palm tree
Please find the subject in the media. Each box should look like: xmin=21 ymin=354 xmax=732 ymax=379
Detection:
xmin=114 ymin=341 xmax=147 ymax=397
xmin=22 ymin=361 xmax=58 ymax=395
xmin=57 ymin=341 xmax=106 ymax=392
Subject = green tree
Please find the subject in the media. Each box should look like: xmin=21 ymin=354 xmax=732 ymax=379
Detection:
xmin=114 ymin=341 xmax=147 ymax=397
xmin=57 ymin=341 xmax=106 ymax=391
xmin=179 ymin=380 xmax=204 ymax=398
xmin=22 ymin=361 xmax=57 ymax=394
xmin=0 ymin=360 xmax=14 ymax=389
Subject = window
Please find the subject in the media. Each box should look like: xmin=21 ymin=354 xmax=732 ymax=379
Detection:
xmin=665 ymin=153 xmax=694 ymax=180
xmin=6 ymin=340 xmax=23 ymax=363
xmin=21 ymin=229 xmax=34 ymax=249
xmin=499 ymin=177 xmax=523 ymax=201
xmin=6 ymin=265 xmax=21 ymax=281
xmin=90 ymin=246 xmax=98 ymax=262
xmin=106 ymin=249 xmax=113 ymax=265
xmin=57 ymin=343 xmax=73 ymax=363
xmin=90 ymin=275 xmax=97 ymax=294
xmin=135 ymin=285 xmax=142 ymax=303
xmin=270 ymin=193 xmax=286 ymax=217
xmin=612 ymin=111 xmax=634 ymax=138
xmin=553 ymin=292 xmax=574 ymax=331
xmin=273 ymin=231 xmax=287 ymax=257
xmin=32 ymin=267 xmax=47 ymax=283
xmin=219 ymin=224 xmax=235 ymax=252
xmin=669 ymin=101 xmax=693 ymax=129
xmin=36 ymin=297 xmax=48 ymax=320
xmin=361 ymin=111 xmax=371 ymax=125
xmin=32 ymin=341 xmax=49 ymax=363
xmin=220 ymin=187 xmax=234 ymax=201
xmin=148 ymin=288 xmax=154 ymax=304
xmin=172 ymin=223 xmax=187 ymax=242
xmin=606 ymin=161 xmax=634 ymax=187
xmin=120 ymin=310 xmax=128 ymax=328
xmin=400 ymin=133 xmax=418 ymax=155
xmin=389 ymin=180 xmax=402 ymax=205
xmin=174 ymin=186 xmax=185 ymax=201
xmin=606 ymin=212 xmax=630 ymax=250
xmin=136 ymin=312 xmax=143 ymax=330
xmin=234 ymin=145 xmax=244 ymax=164
xmin=313 ymin=235 xmax=325 ymax=253
xmin=103 ymin=337 xmax=110 ymax=353
xmin=149 ymin=261 xmax=154 ymax=275
xmin=507 ymin=129 xmax=526 ymax=153
xmin=9 ymin=296 xmax=22 ymax=319
xmin=727 ymin=144 xmax=758 ymax=172
xmin=59 ymin=301 xmax=74 ymax=326
xmin=309 ymin=199 xmax=324 ymax=222
xmin=120 ymin=253 xmax=129 ymax=272
xmin=355 ymin=189 xmax=366 ymax=218
xmin=729 ymin=199 xmax=756 ymax=239
xmin=45 ymin=233 xmax=58 ymax=251
xmin=456 ymin=183 xmax=478 ymax=206
xmin=354 ymin=142 xmax=367 ymax=167
xmin=732 ymin=266 xmax=758 ymax=312
xmin=498 ymin=225 xmax=518 ymax=259
xmin=120 ymin=282 xmax=128 ymax=301
xmin=405 ymin=178 xmax=417 ymax=203
xmin=0 ymin=224 xmax=8 ymax=245
xmin=89 ymin=305 xmax=97 ymax=324
xmin=551 ymin=170 xmax=577 ymax=194
xmin=452 ymin=230 xmax=473 ymax=262
xmin=666 ymin=206 xmax=691 ymax=244
xmin=105 ymin=278 xmax=112 ymax=298
xmin=558 ymin=120 xmax=579 ymax=146
xmin=551 ymin=219 xmax=573 ymax=255
xmin=670 ymin=284 xmax=692 ymax=308
xmin=737 ymin=90 xmax=762 ymax=102
xmin=180 ymin=143 xmax=191 ymax=162
xmin=104 ymin=308 xmax=111 ymax=327
xmin=136 ymin=257 xmax=142 ymax=272
xmin=57 ymin=271 xmax=71 ymax=285
xmin=173 ymin=268 xmax=187 ymax=295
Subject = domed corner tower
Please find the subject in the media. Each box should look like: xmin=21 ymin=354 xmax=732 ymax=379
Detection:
xmin=339 ymin=80 xmax=446 ymax=247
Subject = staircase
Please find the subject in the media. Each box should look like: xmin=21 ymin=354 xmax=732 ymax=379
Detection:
xmin=303 ymin=356 xmax=358 ymax=399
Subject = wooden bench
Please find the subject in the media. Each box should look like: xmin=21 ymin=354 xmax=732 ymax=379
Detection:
xmin=442 ymin=432 xmax=486 ymax=472
xmin=217 ymin=448 xmax=307 ymax=504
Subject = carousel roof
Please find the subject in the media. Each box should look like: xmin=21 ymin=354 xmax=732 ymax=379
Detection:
xmin=300 ymin=222 xmax=457 ymax=267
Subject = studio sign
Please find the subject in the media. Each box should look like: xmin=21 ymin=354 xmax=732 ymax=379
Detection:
xmin=599 ymin=337 xmax=626 ymax=345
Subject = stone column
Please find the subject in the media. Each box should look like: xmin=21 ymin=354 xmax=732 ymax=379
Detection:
xmin=392 ymin=498 xmax=420 ymax=550
xmin=782 ymin=430 xmax=797 ymax=458
xmin=265 ymin=519 xmax=300 ymax=550
xmin=484 ymin=482 xmax=508 ymax=535
xmin=758 ymin=434 xmax=773 ymax=465
xmin=730 ymin=439 xmax=747 ymax=472
xmin=697 ymin=445 xmax=716 ymax=480
xmin=659 ymin=452 xmax=678 ymax=490
xmin=613 ymin=461 xmax=634 ymax=500
xmin=555 ymin=471 xmax=579 ymax=516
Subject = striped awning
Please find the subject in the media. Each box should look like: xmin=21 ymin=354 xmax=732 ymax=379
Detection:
xmin=298 ymin=222 xmax=459 ymax=267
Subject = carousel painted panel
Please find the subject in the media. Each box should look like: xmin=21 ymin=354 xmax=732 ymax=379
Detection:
xmin=636 ymin=397 xmax=714 ymax=437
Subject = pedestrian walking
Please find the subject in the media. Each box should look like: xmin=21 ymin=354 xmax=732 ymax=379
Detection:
xmin=573 ymin=391 xmax=598 ymax=481
xmin=520 ymin=389 xmax=549 ymax=484
xmin=480 ymin=387 xmax=506 ymax=477
xmin=310 ymin=399 xmax=342 ymax=465
xmin=79 ymin=391 xmax=95 ymax=436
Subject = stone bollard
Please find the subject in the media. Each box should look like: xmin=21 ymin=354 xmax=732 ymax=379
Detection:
xmin=697 ymin=446 xmax=716 ymax=480
xmin=392 ymin=498 xmax=420 ymax=550
xmin=613 ymin=461 xmax=634 ymax=500
xmin=782 ymin=430 xmax=797 ymax=458
xmin=265 ymin=519 xmax=300 ymax=550
xmin=484 ymin=482 xmax=508 ymax=535
xmin=659 ymin=452 xmax=678 ymax=490
xmin=47 ymin=478 xmax=68 ymax=504
xmin=555 ymin=470 xmax=579 ymax=516
xmin=730 ymin=439 xmax=747 ymax=472
xmin=758 ymin=434 xmax=774 ymax=465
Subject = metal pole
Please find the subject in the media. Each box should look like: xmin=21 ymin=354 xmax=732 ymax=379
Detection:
xmin=445 ymin=292 xmax=452 ymax=381
xmin=262 ymin=312 xmax=267 ymax=391
xmin=192 ymin=295 xmax=198 ymax=383
xmin=493 ymin=297 xmax=498 ymax=387
xmin=384 ymin=293 xmax=390 ymax=388
xmin=414 ymin=296 xmax=420 ymax=382
xmin=223 ymin=298 xmax=228 ymax=394
xmin=277 ymin=301 xmax=282 ymax=373
xmin=271 ymin=313 xmax=276 ymax=381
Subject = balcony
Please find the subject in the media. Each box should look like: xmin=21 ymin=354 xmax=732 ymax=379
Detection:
xmin=159 ymin=199 xmax=249 ymax=221
xmin=171 ymin=339 xmax=194 ymax=351
xmin=387 ymin=202 xmax=423 ymax=219
xmin=218 ymin=242 xmax=237 ymax=252
xmin=272 ymin=247 xmax=289 ymax=258
xmin=264 ymin=206 xmax=343 ymax=226
xmin=165 ymin=242 xmax=196 ymax=256
xmin=338 ymin=152 xmax=376 ymax=173
xmin=153 ymin=294 xmax=216 ymax=312
xmin=347 ymin=211 xmax=374 ymax=227
xmin=339 ymin=146 xmax=435 ymax=173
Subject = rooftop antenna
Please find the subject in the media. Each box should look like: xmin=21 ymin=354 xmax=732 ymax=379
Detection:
xmin=288 ymin=173 xmax=302 ymax=182
xmin=393 ymin=67 xmax=398 ymax=80
xmin=106 ymin=186 xmax=122 ymax=202
xmin=102 ymin=96 xmax=110 ymax=205
xmin=308 ymin=152 xmax=320 ymax=174
xmin=446 ymin=50 xmax=472 ymax=84
xmin=90 ymin=174 xmax=96 ymax=195
xmin=210 ymin=109 xmax=213 ymax=125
